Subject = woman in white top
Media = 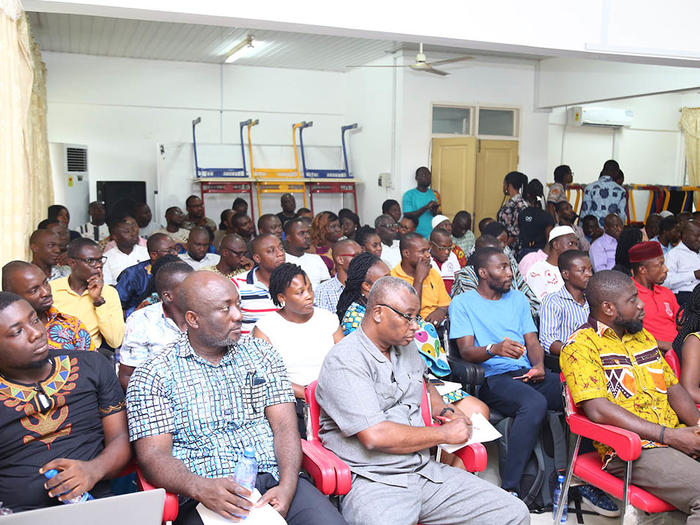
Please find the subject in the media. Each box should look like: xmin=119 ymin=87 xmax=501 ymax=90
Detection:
xmin=253 ymin=263 xmax=344 ymax=437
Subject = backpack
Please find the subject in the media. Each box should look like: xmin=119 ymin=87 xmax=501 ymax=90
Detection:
xmin=494 ymin=410 xmax=568 ymax=512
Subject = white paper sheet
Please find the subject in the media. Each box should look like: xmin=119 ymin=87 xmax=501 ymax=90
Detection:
xmin=438 ymin=412 xmax=502 ymax=454
xmin=196 ymin=489 xmax=287 ymax=525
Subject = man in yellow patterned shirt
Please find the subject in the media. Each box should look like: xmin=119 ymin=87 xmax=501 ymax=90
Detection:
xmin=561 ymin=270 xmax=700 ymax=521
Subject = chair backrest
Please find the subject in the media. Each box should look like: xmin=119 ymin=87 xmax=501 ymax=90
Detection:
xmin=664 ymin=349 xmax=681 ymax=378
xmin=559 ymin=372 xmax=580 ymax=419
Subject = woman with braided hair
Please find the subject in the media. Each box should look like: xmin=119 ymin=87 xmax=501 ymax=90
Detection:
xmin=672 ymin=283 xmax=700 ymax=403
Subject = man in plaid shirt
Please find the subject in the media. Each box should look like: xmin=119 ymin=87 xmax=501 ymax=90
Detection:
xmin=126 ymin=271 xmax=346 ymax=524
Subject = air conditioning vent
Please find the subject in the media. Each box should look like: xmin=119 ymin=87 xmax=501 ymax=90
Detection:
xmin=66 ymin=146 xmax=88 ymax=173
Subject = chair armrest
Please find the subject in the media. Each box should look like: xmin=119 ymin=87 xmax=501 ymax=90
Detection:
xmin=446 ymin=356 xmax=485 ymax=387
xmin=301 ymin=440 xmax=337 ymax=495
xmin=567 ymin=413 xmax=642 ymax=462
xmin=453 ymin=443 xmax=488 ymax=473
xmin=136 ymin=466 xmax=180 ymax=522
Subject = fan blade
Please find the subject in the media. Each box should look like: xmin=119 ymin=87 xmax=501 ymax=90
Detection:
xmin=424 ymin=67 xmax=449 ymax=76
xmin=345 ymin=64 xmax=411 ymax=68
xmin=428 ymin=56 xmax=473 ymax=67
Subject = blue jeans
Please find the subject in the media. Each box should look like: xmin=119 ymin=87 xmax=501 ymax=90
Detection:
xmin=479 ymin=367 xmax=563 ymax=492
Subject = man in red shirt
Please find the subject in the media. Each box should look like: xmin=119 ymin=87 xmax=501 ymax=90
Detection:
xmin=630 ymin=241 xmax=679 ymax=351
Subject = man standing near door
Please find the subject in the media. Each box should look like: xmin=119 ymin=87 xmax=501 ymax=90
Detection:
xmin=402 ymin=167 xmax=440 ymax=240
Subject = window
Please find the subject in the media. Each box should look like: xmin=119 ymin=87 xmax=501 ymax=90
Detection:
xmin=432 ymin=106 xmax=471 ymax=135
xmin=477 ymin=108 xmax=518 ymax=137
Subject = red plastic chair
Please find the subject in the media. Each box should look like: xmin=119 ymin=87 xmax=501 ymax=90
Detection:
xmin=555 ymin=374 xmax=676 ymax=523
xmin=664 ymin=348 xmax=681 ymax=378
xmin=301 ymin=379 xmax=488 ymax=497
xmin=121 ymin=460 xmax=179 ymax=523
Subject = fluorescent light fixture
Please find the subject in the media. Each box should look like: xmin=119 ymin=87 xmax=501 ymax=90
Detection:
xmin=224 ymin=34 xmax=258 ymax=63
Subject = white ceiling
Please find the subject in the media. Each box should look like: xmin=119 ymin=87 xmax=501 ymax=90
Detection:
xmin=26 ymin=12 xmax=544 ymax=71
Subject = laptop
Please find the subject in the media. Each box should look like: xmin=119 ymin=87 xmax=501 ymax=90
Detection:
xmin=0 ymin=489 xmax=166 ymax=525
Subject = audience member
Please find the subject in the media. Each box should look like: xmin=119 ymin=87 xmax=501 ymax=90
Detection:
xmin=277 ymin=193 xmax=297 ymax=226
xmin=391 ymin=233 xmax=450 ymax=328
xmin=432 ymin=215 xmax=467 ymax=267
xmin=126 ymin=254 xmax=180 ymax=313
xmin=126 ymin=272 xmax=347 ymax=525
xmin=284 ymin=218 xmax=330 ymax=290
xmin=429 ymin=228 xmax=460 ymax=295
xmin=579 ymin=160 xmax=627 ymax=225
xmin=51 ymin=238 xmax=124 ymax=349
xmin=2 ymin=261 xmax=95 ymax=351
xmin=230 ymin=211 xmax=256 ymax=242
xmin=310 ymin=211 xmax=342 ymax=274
xmin=232 ymin=197 xmax=248 ymax=216
xmin=518 ymin=244 xmax=548 ymax=277
xmin=478 ymin=217 xmax=495 ymax=234
xmin=79 ymin=201 xmax=109 ymax=241
xmin=555 ymin=201 xmax=589 ymax=250
xmin=374 ymin=214 xmax=401 ymax=268
xmin=337 ymin=253 xmax=390 ymax=333
xmin=589 ymin=213 xmax=623 ymax=272
xmin=133 ymin=202 xmax=157 ymax=238
xmin=314 ymin=239 xmax=362 ymax=313
xmin=0 ymin=292 xmax=130 ymax=511
xmin=29 ymin=229 xmax=70 ymax=281
xmin=451 ymin=210 xmax=475 ymax=254
xmin=629 ymin=241 xmax=679 ymax=351
xmin=48 ymin=204 xmax=81 ymax=241
xmin=204 ymin=234 xmax=251 ymax=279
xmin=679 ymin=211 xmax=694 ymax=230
xmin=40 ymin=220 xmax=71 ymax=266
xmin=179 ymin=227 xmax=220 ymax=271
xmin=213 ymin=209 xmax=235 ymax=249
xmin=561 ymin=271 xmax=700 ymax=523
xmin=258 ymin=213 xmax=284 ymax=240
xmin=103 ymin=214 xmax=149 ymax=285
xmin=117 ymin=261 xmax=193 ymax=390
xmin=296 ymin=207 xmax=313 ymax=220
xmin=645 ymin=213 xmax=662 ymax=242
xmin=524 ymin=225 xmax=578 ymax=300
xmin=581 ymin=214 xmax=603 ymax=245
xmin=672 ymin=283 xmax=700 ymax=404
xmin=338 ymin=208 xmax=360 ymax=241
xmin=450 ymin=247 xmax=562 ymax=495
xmin=518 ymin=179 xmax=555 ymax=259
xmin=381 ymin=198 xmax=401 ymax=224
xmin=398 ymin=215 xmax=418 ymax=236
xmin=181 ymin=195 xmax=216 ymax=233
xmin=539 ymin=250 xmax=591 ymax=356
xmin=546 ymin=164 xmax=573 ymax=218
xmin=497 ymin=171 xmax=528 ymax=251
xmin=611 ymin=226 xmax=644 ymax=275
xmin=115 ymin=233 xmax=176 ymax=317
xmin=664 ymin=220 xmax=700 ymax=306
xmin=655 ymin=214 xmax=681 ymax=255
xmin=402 ymin=166 xmax=440 ymax=239
xmin=254 ymin=263 xmax=344 ymax=436
xmin=155 ymin=206 xmax=190 ymax=250
xmin=317 ymin=276 xmax=529 ymax=525
xmin=354 ymin=226 xmax=382 ymax=257
xmin=234 ymin=233 xmax=286 ymax=334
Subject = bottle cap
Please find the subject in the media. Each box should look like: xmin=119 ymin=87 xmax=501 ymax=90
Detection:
xmin=43 ymin=469 xmax=59 ymax=480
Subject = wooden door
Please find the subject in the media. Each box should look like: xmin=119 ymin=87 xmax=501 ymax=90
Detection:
xmin=475 ymin=139 xmax=519 ymax=224
xmin=430 ymin=137 xmax=477 ymax=219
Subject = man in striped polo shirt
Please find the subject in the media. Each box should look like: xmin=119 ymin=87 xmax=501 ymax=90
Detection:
xmin=233 ymin=234 xmax=285 ymax=335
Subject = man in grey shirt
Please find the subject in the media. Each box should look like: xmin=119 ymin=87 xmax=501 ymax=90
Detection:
xmin=316 ymin=276 xmax=529 ymax=525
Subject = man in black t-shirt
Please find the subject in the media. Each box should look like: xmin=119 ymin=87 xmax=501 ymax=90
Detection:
xmin=0 ymin=292 xmax=130 ymax=512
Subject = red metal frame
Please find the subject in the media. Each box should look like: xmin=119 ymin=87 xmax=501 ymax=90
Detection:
xmin=198 ymin=179 xmax=256 ymax=221
xmin=306 ymin=180 xmax=358 ymax=215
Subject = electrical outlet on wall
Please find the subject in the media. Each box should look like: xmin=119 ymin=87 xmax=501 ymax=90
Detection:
xmin=378 ymin=172 xmax=392 ymax=188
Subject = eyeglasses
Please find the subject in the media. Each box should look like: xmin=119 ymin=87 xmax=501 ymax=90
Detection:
xmin=379 ymin=223 xmax=399 ymax=230
xmin=378 ymin=303 xmax=419 ymax=325
xmin=223 ymin=248 xmax=247 ymax=257
xmin=71 ymin=256 xmax=107 ymax=267
xmin=430 ymin=240 xmax=453 ymax=252
xmin=152 ymin=248 xmax=177 ymax=256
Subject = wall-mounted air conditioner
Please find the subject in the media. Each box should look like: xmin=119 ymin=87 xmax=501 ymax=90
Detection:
xmin=567 ymin=106 xmax=634 ymax=128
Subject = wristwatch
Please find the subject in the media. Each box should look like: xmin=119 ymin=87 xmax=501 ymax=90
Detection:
xmin=485 ymin=344 xmax=495 ymax=358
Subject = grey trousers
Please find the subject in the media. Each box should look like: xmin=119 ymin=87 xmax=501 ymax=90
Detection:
xmin=607 ymin=447 xmax=700 ymax=524
xmin=340 ymin=461 xmax=530 ymax=525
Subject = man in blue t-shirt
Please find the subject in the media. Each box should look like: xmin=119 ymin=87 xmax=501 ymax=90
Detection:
xmin=402 ymin=167 xmax=440 ymax=239
xmin=449 ymin=246 xmax=562 ymax=496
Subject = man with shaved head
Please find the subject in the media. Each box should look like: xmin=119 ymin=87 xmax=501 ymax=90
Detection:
xmin=589 ymin=213 xmax=623 ymax=272
xmin=2 ymin=261 xmax=94 ymax=351
xmin=179 ymin=227 xmax=220 ymax=271
xmin=127 ymin=271 xmax=347 ymax=525
xmin=664 ymin=219 xmax=700 ymax=306
xmin=317 ymin=276 xmax=528 ymax=525
xmin=561 ymin=271 xmax=700 ymax=522
xmin=258 ymin=214 xmax=283 ymax=240
xmin=29 ymin=229 xmax=71 ymax=281
xmin=117 ymin=261 xmax=192 ymax=390
xmin=314 ymin=238 xmax=362 ymax=313
xmin=203 ymin=234 xmax=251 ymax=279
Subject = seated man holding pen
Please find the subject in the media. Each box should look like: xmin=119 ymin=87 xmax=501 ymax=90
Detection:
xmin=449 ymin=247 xmax=563 ymax=497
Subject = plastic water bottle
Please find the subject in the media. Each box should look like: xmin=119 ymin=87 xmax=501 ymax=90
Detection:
xmin=552 ymin=474 xmax=568 ymax=522
xmin=43 ymin=469 xmax=94 ymax=504
xmin=232 ymin=447 xmax=258 ymax=493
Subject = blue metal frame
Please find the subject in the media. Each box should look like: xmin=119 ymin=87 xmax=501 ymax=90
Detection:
xmin=191 ymin=117 xmax=253 ymax=178
xmin=298 ymin=122 xmax=358 ymax=178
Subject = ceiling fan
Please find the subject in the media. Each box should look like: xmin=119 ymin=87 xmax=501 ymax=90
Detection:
xmin=347 ymin=43 xmax=472 ymax=76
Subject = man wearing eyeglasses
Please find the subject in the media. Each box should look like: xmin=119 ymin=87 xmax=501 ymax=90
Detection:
xmin=374 ymin=214 xmax=401 ymax=270
xmin=429 ymin=229 xmax=460 ymax=295
xmin=317 ymin=276 xmax=529 ymax=525
xmin=50 ymin=238 xmax=125 ymax=350
xmin=203 ymin=234 xmax=252 ymax=280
